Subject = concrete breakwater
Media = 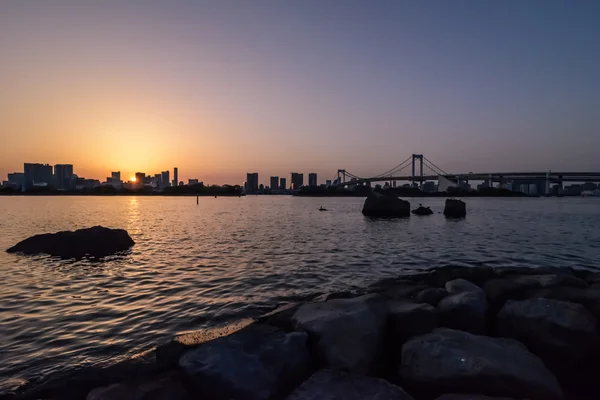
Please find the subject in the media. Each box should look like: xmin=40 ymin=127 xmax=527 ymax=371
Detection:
xmin=10 ymin=265 xmax=600 ymax=400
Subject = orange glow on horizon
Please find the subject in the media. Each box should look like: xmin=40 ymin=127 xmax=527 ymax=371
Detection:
xmin=131 ymin=176 xmax=136 ymax=182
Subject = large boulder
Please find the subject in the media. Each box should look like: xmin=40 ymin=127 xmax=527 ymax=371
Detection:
xmin=497 ymin=298 xmax=599 ymax=361
xmin=438 ymin=281 xmax=488 ymax=335
xmin=414 ymin=287 xmax=448 ymax=306
xmin=443 ymin=199 xmax=466 ymax=218
xmin=399 ymin=328 xmax=563 ymax=400
xmin=446 ymin=279 xmax=483 ymax=294
xmin=179 ymin=324 xmax=311 ymax=400
xmin=86 ymin=371 xmax=189 ymax=400
xmin=435 ymin=395 xmax=517 ymax=400
xmin=285 ymin=369 xmax=414 ymax=400
xmin=291 ymin=294 xmax=385 ymax=373
xmin=6 ymin=226 xmax=134 ymax=258
xmin=388 ymin=302 xmax=439 ymax=345
xmin=362 ymin=192 xmax=410 ymax=217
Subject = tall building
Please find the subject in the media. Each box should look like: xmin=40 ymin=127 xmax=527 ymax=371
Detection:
xmin=270 ymin=176 xmax=279 ymax=190
xmin=111 ymin=171 xmax=121 ymax=186
xmin=290 ymin=172 xmax=303 ymax=189
xmin=279 ymin=177 xmax=287 ymax=190
xmin=161 ymin=171 xmax=170 ymax=189
xmin=7 ymin=173 xmax=24 ymax=190
xmin=325 ymin=179 xmax=332 ymax=186
xmin=154 ymin=174 xmax=161 ymax=187
xmin=172 ymin=167 xmax=178 ymax=187
xmin=246 ymin=172 xmax=259 ymax=193
xmin=23 ymin=163 xmax=53 ymax=190
xmin=135 ymin=172 xmax=145 ymax=184
xmin=308 ymin=173 xmax=317 ymax=187
xmin=54 ymin=164 xmax=74 ymax=190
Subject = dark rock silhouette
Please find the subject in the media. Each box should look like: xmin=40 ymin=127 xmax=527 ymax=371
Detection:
xmin=6 ymin=226 xmax=134 ymax=258
xmin=444 ymin=199 xmax=466 ymax=218
xmin=362 ymin=192 xmax=410 ymax=217
xmin=411 ymin=205 xmax=433 ymax=215
xmin=286 ymin=369 xmax=415 ymax=400
xmin=400 ymin=328 xmax=563 ymax=400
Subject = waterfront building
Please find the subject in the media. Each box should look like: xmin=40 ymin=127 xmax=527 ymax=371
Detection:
xmin=290 ymin=172 xmax=303 ymax=189
xmin=279 ymin=177 xmax=287 ymax=190
xmin=135 ymin=172 xmax=145 ymax=184
xmin=173 ymin=168 xmax=178 ymax=187
xmin=308 ymin=173 xmax=317 ymax=187
xmin=246 ymin=173 xmax=259 ymax=194
xmin=24 ymin=163 xmax=53 ymax=190
xmin=161 ymin=171 xmax=170 ymax=189
xmin=54 ymin=164 xmax=74 ymax=190
xmin=270 ymin=176 xmax=279 ymax=190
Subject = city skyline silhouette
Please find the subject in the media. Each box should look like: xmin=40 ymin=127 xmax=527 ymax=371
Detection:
xmin=1 ymin=1 xmax=599 ymax=184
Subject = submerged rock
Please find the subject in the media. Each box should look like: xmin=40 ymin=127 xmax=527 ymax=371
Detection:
xmin=286 ymin=369 xmax=414 ymax=400
xmin=6 ymin=226 xmax=134 ymax=258
xmin=443 ymin=199 xmax=466 ymax=218
xmin=362 ymin=192 xmax=410 ymax=217
xmin=179 ymin=324 xmax=311 ymax=400
xmin=399 ymin=328 xmax=563 ymax=400
xmin=291 ymin=294 xmax=385 ymax=373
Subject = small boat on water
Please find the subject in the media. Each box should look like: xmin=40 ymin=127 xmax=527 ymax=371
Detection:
xmin=412 ymin=204 xmax=433 ymax=216
xmin=319 ymin=206 xmax=328 ymax=211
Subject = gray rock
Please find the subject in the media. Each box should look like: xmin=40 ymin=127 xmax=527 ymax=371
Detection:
xmin=256 ymin=303 xmax=302 ymax=331
xmin=286 ymin=369 xmax=414 ymax=400
xmin=495 ymin=266 xmax=574 ymax=278
xmin=291 ymin=294 xmax=385 ymax=373
xmin=435 ymin=395 xmax=516 ymax=400
xmin=482 ymin=278 xmax=552 ymax=312
xmin=400 ymin=328 xmax=563 ymax=400
xmin=438 ymin=291 xmax=488 ymax=335
xmin=86 ymin=371 xmax=189 ymax=400
xmin=179 ymin=324 xmax=311 ymax=400
xmin=497 ymin=297 xmax=599 ymax=360
xmin=6 ymin=226 xmax=135 ymax=258
xmin=388 ymin=302 xmax=439 ymax=344
xmin=446 ymin=279 xmax=483 ymax=294
xmin=443 ymin=199 xmax=466 ymax=218
xmin=362 ymin=192 xmax=410 ymax=217
xmin=512 ymin=274 xmax=587 ymax=289
xmin=415 ymin=287 xmax=448 ymax=306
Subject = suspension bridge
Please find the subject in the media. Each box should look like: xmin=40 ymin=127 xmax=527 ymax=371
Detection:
xmin=331 ymin=154 xmax=600 ymax=193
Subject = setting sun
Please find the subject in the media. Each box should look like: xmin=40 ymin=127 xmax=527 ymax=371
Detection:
xmin=131 ymin=176 xmax=136 ymax=182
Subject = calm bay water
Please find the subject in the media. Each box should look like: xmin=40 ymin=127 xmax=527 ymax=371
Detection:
xmin=1 ymin=195 xmax=599 ymax=389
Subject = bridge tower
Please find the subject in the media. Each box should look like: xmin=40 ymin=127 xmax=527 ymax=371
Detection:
xmin=412 ymin=154 xmax=424 ymax=189
xmin=337 ymin=169 xmax=346 ymax=184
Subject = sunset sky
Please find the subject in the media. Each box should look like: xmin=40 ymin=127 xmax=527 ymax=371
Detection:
xmin=1 ymin=1 xmax=599 ymax=185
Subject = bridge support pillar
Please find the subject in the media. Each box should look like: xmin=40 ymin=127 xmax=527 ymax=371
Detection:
xmin=545 ymin=171 xmax=550 ymax=195
xmin=412 ymin=154 xmax=423 ymax=190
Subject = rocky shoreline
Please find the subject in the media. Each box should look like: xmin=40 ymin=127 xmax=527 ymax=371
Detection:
xmin=8 ymin=265 xmax=600 ymax=400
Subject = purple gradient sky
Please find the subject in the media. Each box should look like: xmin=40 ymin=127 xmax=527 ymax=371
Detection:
xmin=1 ymin=0 xmax=599 ymax=185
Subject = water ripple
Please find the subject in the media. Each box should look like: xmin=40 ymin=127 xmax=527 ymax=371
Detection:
xmin=0 ymin=196 xmax=599 ymax=388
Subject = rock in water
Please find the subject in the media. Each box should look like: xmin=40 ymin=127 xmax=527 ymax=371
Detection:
xmin=179 ymin=324 xmax=311 ymax=400
xmin=443 ymin=199 xmax=466 ymax=218
xmin=6 ymin=226 xmax=135 ymax=258
xmin=286 ymin=369 xmax=415 ymax=400
xmin=497 ymin=297 xmax=599 ymax=362
xmin=411 ymin=206 xmax=434 ymax=216
xmin=362 ymin=192 xmax=410 ymax=217
xmin=399 ymin=328 xmax=563 ymax=400
xmin=291 ymin=294 xmax=385 ymax=373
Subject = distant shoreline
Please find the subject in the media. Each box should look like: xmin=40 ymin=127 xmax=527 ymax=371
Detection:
xmin=0 ymin=192 xmax=591 ymax=198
